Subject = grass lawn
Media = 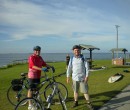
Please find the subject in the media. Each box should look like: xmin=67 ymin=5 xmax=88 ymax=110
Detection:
xmin=0 ymin=60 xmax=130 ymax=110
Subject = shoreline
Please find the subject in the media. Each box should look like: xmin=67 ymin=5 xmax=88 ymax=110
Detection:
xmin=0 ymin=60 xmax=65 ymax=68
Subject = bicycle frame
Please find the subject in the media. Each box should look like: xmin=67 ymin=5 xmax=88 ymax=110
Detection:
xmin=38 ymin=71 xmax=66 ymax=94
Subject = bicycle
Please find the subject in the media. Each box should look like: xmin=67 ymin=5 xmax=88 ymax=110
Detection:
xmin=15 ymin=68 xmax=68 ymax=110
xmin=7 ymin=69 xmax=68 ymax=106
xmin=43 ymin=71 xmax=68 ymax=110
xmin=41 ymin=71 xmax=68 ymax=104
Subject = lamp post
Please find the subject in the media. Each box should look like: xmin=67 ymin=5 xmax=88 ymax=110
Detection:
xmin=115 ymin=25 xmax=120 ymax=58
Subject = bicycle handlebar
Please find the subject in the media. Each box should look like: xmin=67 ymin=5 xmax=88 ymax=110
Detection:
xmin=20 ymin=68 xmax=64 ymax=80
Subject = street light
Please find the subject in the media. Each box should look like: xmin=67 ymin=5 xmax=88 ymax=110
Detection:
xmin=115 ymin=25 xmax=120 ymax=58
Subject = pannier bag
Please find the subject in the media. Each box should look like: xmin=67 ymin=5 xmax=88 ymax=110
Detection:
xmin=11 ymin=79 xmax=23 ymax=91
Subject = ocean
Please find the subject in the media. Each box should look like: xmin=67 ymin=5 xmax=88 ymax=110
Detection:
xmin=0 ymin=53 xmax=129 ymax=67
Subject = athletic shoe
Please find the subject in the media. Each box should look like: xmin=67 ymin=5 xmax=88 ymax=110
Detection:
xmin=72 ymin=101 xmax=78 ymax=108
xmin=86 ymin=102 xmax=94 ymax=110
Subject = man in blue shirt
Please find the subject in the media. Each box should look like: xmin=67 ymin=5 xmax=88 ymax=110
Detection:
xmin=66 ymin=45 xmax=93 ymax=109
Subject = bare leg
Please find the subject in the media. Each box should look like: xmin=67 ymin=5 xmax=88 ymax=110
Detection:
xmin=27 ymin=89 xmax=32 ymax=106
xmin=84 ymin=93 xmax=93 ymax=109
xmin=72 ymin=91 xmax=79 ymax=108
xmin=84 ymin=93 xmax=90 ymax=102
xmin=74 ymin=91 xmax=78 ymax=101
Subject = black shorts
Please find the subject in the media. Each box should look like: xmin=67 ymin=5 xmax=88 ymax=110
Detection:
xmin=28 ymin=78 xmax=40 ymax=89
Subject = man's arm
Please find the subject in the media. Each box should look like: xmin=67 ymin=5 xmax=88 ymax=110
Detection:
xmin=32 ymin=66 xmax=42 ymax=70
xmin=66 ymin=59 xmax=72 ymax=83
xmin=84 ymin=61 xmax=90 ymax=83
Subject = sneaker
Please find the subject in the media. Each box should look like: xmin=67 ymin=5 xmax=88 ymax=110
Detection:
xmin=72 ymin=101 xmax=78 ymax=108
xmin=86 ymin=102 xmax=94 ymax=110
xmin=28 ymin=105 xmax=37 ymax=110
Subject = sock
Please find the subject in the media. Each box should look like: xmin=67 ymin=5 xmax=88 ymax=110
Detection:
xmin=29 ymin=104 xmax=32 ymax=106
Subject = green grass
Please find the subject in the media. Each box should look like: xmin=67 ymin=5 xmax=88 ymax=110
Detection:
xmin=0 ymin=60 xmax=130 ymax=110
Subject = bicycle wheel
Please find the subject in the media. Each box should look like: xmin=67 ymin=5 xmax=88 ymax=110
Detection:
xmin=7 ymin=85 xmax=28 ymax=106
xmin=44 ymin=82 xmax=68 ymax=103
xmin=15 ymin=97 xmax=44 ymax=110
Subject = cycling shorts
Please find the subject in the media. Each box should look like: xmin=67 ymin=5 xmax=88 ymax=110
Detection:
xmin=28 ymin=78 xmax=40 ymax=89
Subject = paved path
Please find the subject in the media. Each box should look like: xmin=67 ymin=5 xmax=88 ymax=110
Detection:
xmin=99 ymin=85 xmax=130 ymax=110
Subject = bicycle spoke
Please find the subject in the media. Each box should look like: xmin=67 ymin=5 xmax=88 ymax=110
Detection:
xmin=7 ymin=85 xmax=27 ymax=106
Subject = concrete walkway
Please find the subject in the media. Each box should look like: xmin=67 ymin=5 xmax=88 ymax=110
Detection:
xmin=99 ymin=85 xmax=130 ymax=110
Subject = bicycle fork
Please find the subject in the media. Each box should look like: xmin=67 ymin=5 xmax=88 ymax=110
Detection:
xmin=58 ymin=90 xmax=67 ymax=110
xmin=46 ymin=87 xmax=55 ymax=109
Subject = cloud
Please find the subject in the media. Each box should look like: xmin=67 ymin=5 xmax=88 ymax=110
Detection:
xmin=0 ymin=0 xmax=130 ymax=46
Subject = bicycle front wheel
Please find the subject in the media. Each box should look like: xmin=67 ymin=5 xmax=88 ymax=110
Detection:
xmin=15 ymin=97 xmax=44 ymax=110
xmin=7 ymin=85 xmax=28 ymax=106
xmin=44 ymin=82 xmax=68 ymax=103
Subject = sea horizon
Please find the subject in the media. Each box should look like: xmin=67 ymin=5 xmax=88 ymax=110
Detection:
xmin=0 ymin=52 xmax=129 ymax=67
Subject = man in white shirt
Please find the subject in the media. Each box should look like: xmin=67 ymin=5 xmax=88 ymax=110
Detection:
xmin=66 ymin=45 xmax=93 ymax=109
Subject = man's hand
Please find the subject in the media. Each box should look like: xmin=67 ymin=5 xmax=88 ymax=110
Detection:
xmin=67 ymin=77 xmax=70 ymax=84
xmin=42 ymin=68 xmax=49 ymax=72
xmin=46 ymin=65 xmax=55 ymax=73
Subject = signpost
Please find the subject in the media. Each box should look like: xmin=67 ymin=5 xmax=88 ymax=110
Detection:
xmin=115 ymin=25 xmax=120 ymax=58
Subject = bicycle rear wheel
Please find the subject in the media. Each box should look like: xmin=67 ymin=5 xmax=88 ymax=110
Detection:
xmin=15 ymin=97 xmax=43 ymax=110
xmin=7 ymin=85 xmax=28 ymax=106
xmin=44 ymin=82 xmax=68 ymax=104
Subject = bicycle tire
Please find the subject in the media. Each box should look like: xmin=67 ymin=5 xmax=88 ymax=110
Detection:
xmin=15 ymin=97 xmax=44 ymax=110
xmin=7 ymin=85 xmax=28 ymax=106
xmin=44 ymin=82 xmax=68 ymax=103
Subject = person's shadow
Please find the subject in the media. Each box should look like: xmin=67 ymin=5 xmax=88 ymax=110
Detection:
xmin=66 ymin=90 xmax=129 ymax=110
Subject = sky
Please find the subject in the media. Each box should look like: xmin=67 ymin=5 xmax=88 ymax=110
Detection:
xmin=0 ymin=0 xmax=130 ymax=53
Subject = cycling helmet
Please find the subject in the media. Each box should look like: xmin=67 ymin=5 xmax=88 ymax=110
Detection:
xmin=33 ymin=46 xmax=41 ymax=51
xmin=72 ymin=45 xmax=81 ymax=50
